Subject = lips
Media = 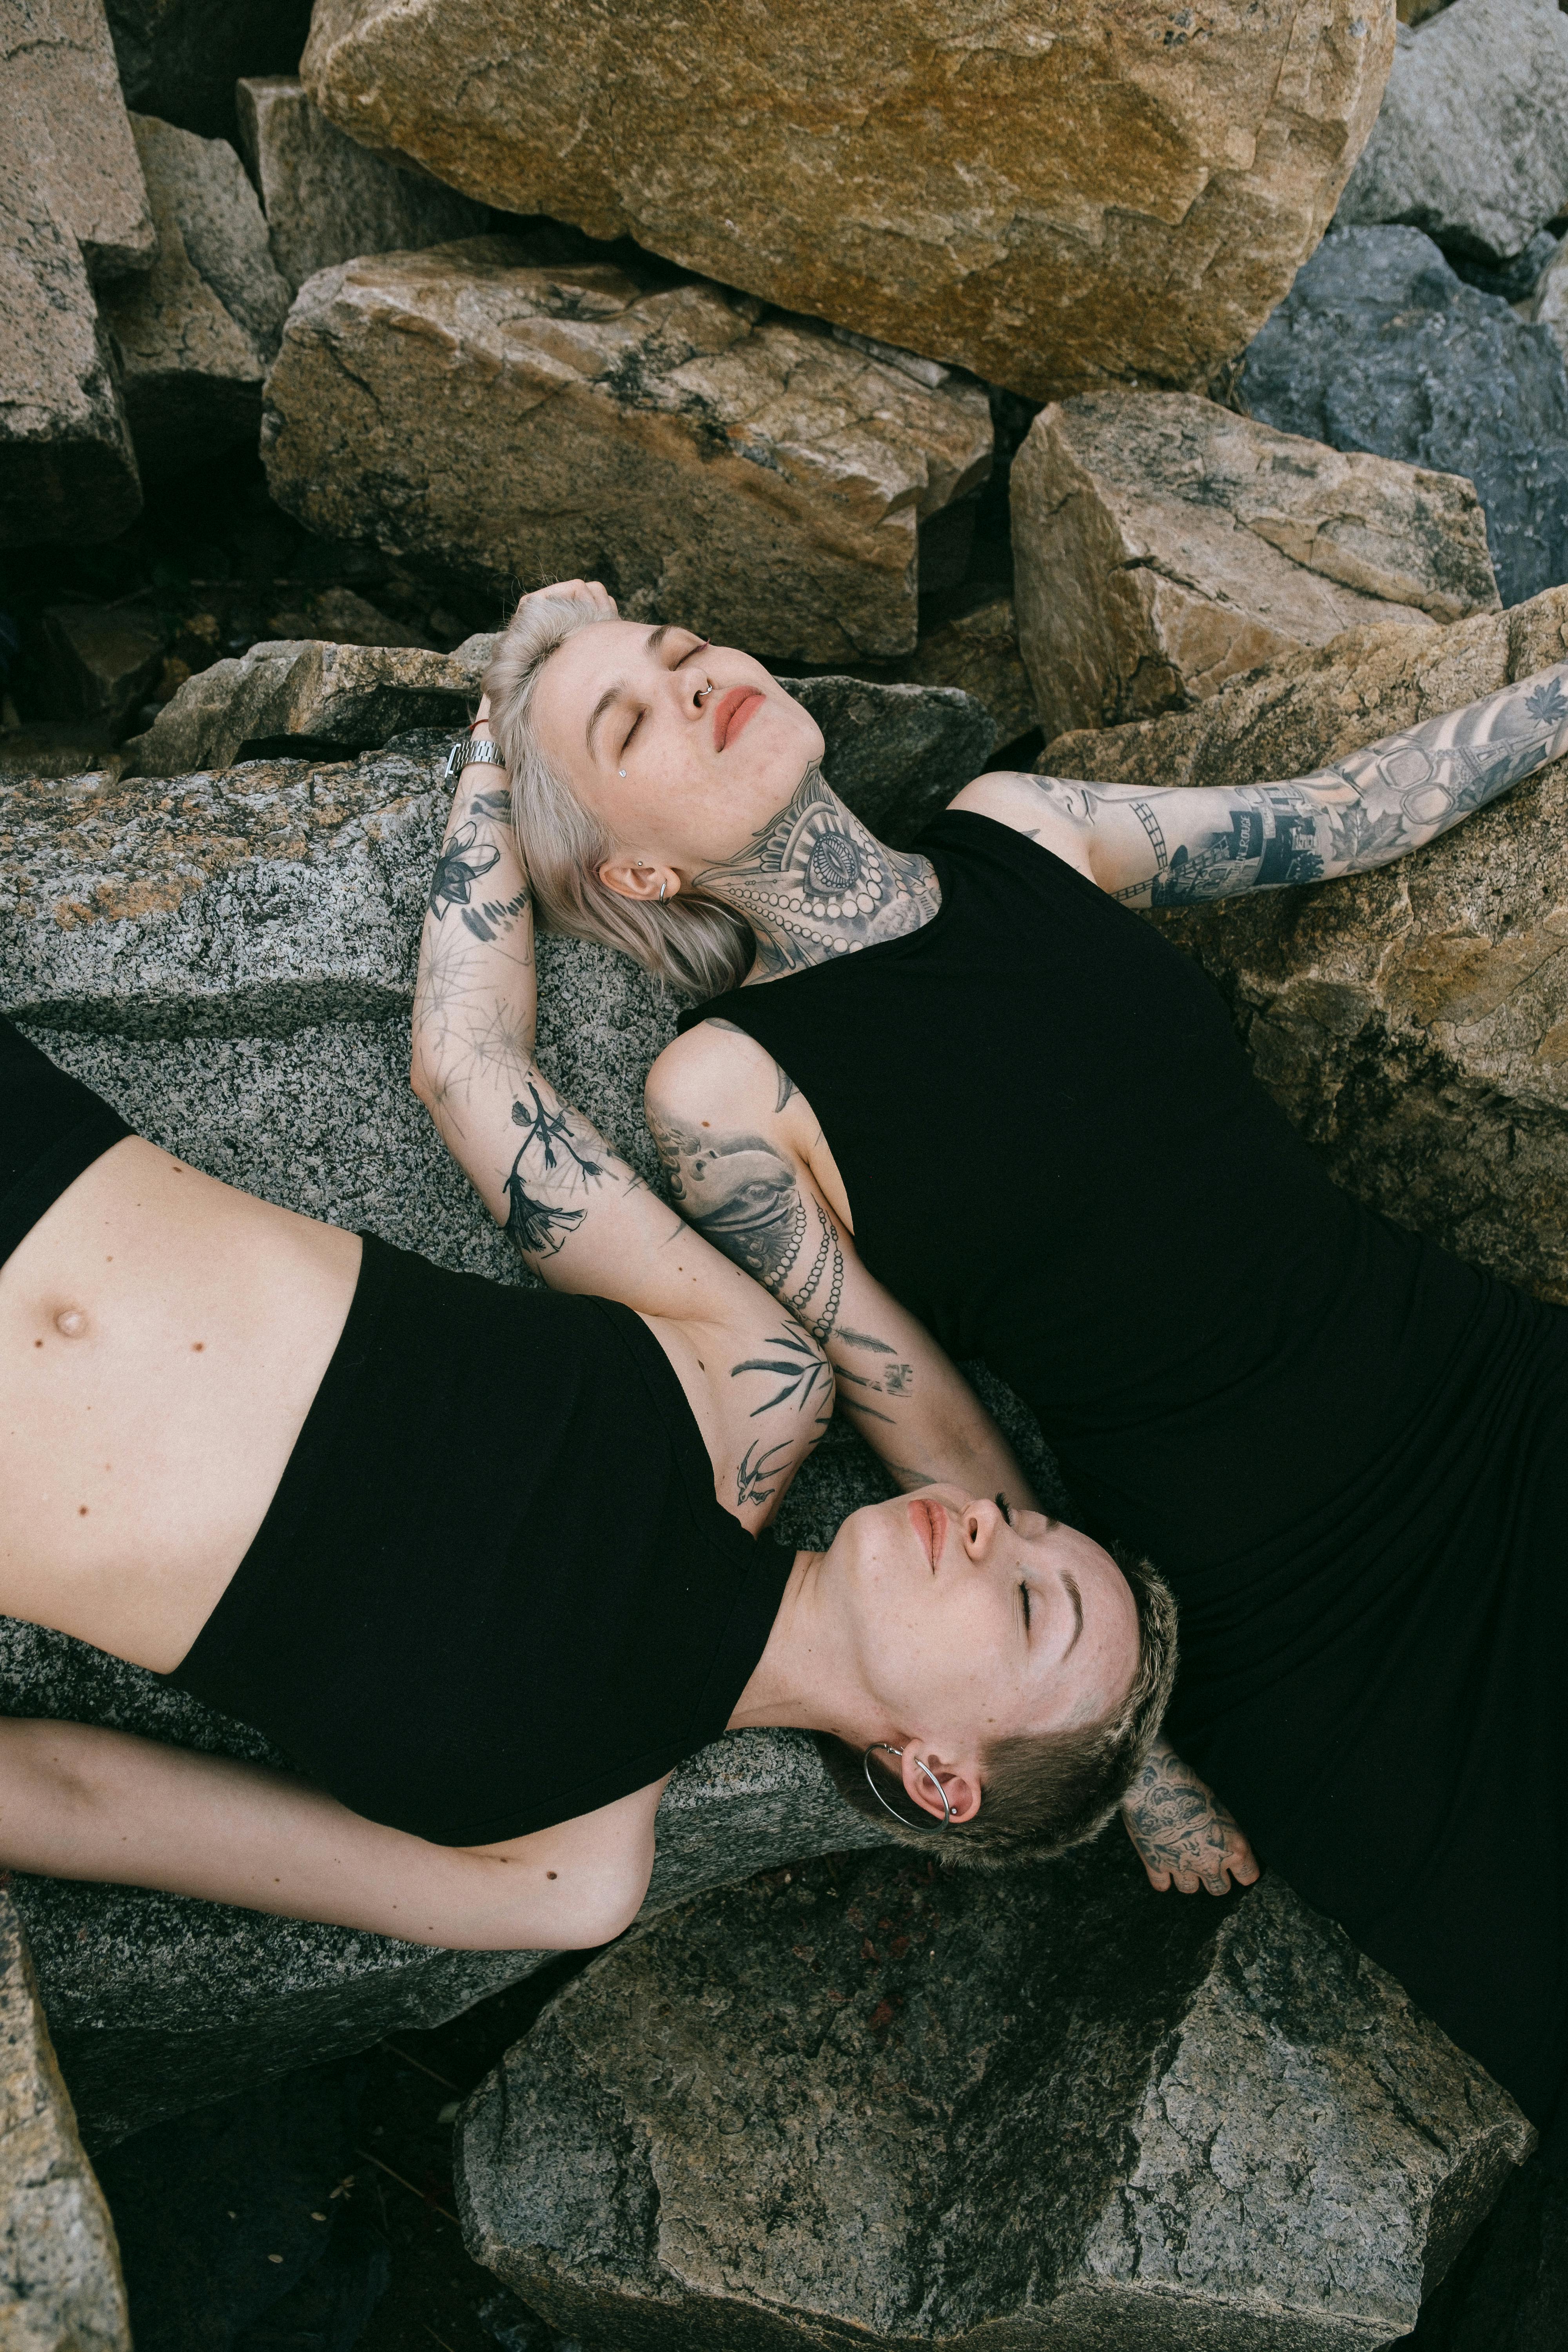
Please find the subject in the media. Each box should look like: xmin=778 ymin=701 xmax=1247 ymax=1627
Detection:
xmin=908 ymin=1499 xmax=947 ymax=1571
xmin=711 ymin=685 xmax=764 ymax=751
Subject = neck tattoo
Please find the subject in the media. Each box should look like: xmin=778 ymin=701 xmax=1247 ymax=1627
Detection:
xmin=691 ymin=764 xmax=940 ymax=981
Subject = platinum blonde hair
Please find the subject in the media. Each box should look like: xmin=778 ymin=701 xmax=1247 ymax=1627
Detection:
xmin=484 ymin=595 xmax=754 ymax=1002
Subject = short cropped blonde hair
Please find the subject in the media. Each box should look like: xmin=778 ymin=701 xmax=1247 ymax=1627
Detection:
xmin=485 ymin=594 xmax=754 ymax=1001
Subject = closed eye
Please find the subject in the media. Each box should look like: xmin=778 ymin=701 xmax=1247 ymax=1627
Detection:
xmin=1018 ymin=1579 xmax=1032 ymax=1634
xmin=621 ymin=710 xmax=643 ymax=755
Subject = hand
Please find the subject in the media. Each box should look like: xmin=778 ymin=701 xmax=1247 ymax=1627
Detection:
xmin=1121 ymin=1738 xmax=1261 ymax=1896
xmin=518 ymin=577 xmax=618 ymax=618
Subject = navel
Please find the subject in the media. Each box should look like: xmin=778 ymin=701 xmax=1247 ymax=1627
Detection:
xmin=54 ymin=1308 xmax=88 ymax=1339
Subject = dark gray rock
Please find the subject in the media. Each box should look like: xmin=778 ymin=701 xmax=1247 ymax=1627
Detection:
xmin=457 ymin=1840 xmax=1534 ymax=2352
xmin=105 ymin=0 xmax=315 ymax=143
xmin=1236 ymin=227 xmax=1568 ymax=609
xmin=42 ymin=600 xmax=168 ymax=737
xmin=1337 ymin=1 xmax=1568 ymax=269
xmin=779 ymin=674 xmax=996 ymax=846
xmin=1404 ymin=2154 xmax=1568 ymax=2349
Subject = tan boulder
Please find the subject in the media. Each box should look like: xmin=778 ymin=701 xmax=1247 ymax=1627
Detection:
xmin=0 ymin=1887 xmax=130 ymax=2351
xmin=299 ymin=0 xmax=1394 ymax=404
xmin=1013 ymin=391 xmax=1499 ymax=743
xmin=98 ymin=113 xmax=292 ymax=479
xmin=236 ymin=74 xmax=486 ymax=296
xmin=0 ymin=156 xmax=141 ymax=546
xmin=1042 ymin=587 xmax=1568 ymax=1301
xmin=909 ymin=595 xmax=1037 ymax=748
xmin=261 ymin=241 xmax=993 ymax=664
xmin=2 ymin=0 xmax=153 ymax=281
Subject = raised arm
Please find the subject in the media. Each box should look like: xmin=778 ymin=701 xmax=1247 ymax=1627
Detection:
xmin=958 ymin=661 xmax=1568 ymax=907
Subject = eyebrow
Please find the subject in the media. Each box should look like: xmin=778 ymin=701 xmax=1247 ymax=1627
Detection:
xmin=584 ymin=627 xmax=686 ymax=760
xmin=1062 ymin=1572 xmax=1083 ymax=1654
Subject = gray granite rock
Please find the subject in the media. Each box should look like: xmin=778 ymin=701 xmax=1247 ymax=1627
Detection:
xmin=1235 ymin=227 xmax=1568 ymax=611
xmin=457 ymin=1838 xmax=1534 ymax=2352
xmin=778 ymin=674 xmax=996 ymax=846
xmin=0 ymin=1887 xmax=130 ymax=2350
xmin=0 ymin=156 xmax=142 ymax=548
xmin=1338 ymin=0 xmax=1568 ymax=269
xmin=105 ymin=0 xmax=314 ymax=143
xmin=98 ymin=113 xmax=292 ymax=479
xmin=236 ymin=74 xmax=486 ymax=296
xmin=3 ymin=0 xmax=154 ymax=283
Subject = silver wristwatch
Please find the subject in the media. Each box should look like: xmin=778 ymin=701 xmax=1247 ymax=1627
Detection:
xmin=445 ymin=730 xmax=509 ymax=780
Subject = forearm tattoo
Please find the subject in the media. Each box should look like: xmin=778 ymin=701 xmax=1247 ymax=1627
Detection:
xmin=690 ymin=763 xmax=940 ymax=978
xmin=1040 ymin=662 xmax=1568 ymax=907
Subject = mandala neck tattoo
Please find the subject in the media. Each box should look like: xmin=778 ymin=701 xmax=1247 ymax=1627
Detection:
xmin=690 ymin=764 xmax=940 ymax=981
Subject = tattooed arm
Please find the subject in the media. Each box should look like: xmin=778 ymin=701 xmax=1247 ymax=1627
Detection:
xmin=645 ymin=1019 xmax=1035 ymax=1506
xmin=411 ymin=699 xmax=830 ymax=1524
xmin=956 ymin=663 xmax=1568 ymax=907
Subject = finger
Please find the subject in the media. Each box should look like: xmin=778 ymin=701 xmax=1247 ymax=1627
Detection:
xmin=1142 ymin=1865 xmax=1173 ymax=1892
xmin=1172 ymin=1871 xmax=1201 ymax=1894
xmin=1202 ymin=1873 xmax=1231 ymax=1896
xmin=1231 ymin=1855 xmax=1262 ymax=1886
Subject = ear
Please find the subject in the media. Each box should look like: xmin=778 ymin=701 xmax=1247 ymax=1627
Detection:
xmin=902 ymin=1749 xmax=982 ymax=1827
xmin=598 ymin=855 xmax=681 ymax=906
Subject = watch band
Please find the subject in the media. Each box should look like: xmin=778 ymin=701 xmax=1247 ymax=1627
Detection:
xmin=445 ymin=731 xmax=509 ymax=780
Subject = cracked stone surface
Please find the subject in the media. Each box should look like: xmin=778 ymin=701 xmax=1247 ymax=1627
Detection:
xmin=98 ymin=112 xmax=292 ymax=479
xmin=0 ymin=155 xmax=142 ymax=546
xmin=1337 ymin=0 xmax=1568 ymax=268
xmin=236 ymin=74 xmax=485 ymax=297
xmin=0 ymin=1888 xmax=129 ymax=2350
xmin=1013 ymin=391 xmax=1498 ymax=742
xmin=457 ymin=1838 xmax=1533 ymax=2352
xmin=260 ymin=239 xmax=993 ymax=663
xmin=3 ymin=0 xmax=154 ymax=281
xmin=1235 ymin=227 xmax=1568 ymax=611
xmin=299 ymin=0 xmax=1394 ymax=405
xmin=1043 ymin=584 xmax=1568 ymax=1303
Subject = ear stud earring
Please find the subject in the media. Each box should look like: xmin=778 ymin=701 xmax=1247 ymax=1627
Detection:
xmin=619 ymin=766 xmax=626 ymax=777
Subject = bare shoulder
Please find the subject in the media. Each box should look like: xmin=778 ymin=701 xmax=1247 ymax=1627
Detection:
xmin=646 ymin=1016 xmax=795 ymax=1132
xmin=948 ymin=771 xmax=1100 ymax=877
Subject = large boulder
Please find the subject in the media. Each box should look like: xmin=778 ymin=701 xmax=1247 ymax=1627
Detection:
xmin=298 ymin=0 xmax=1395 ymax=405
xmin=236 ymin=74 xmax=486 ymax=296
xmin=3 ymin=0 xmax=154 ymax=282
xmin=98 ymin=113 xmax=292 ymax=479
xmin=0 ymin=1889 xmax=130 ymax=2350
xmin=103 ymin=0 xmax=313 ymax=143
xmin=1012 ymin=390 xmax=1497 ymax=742
xmin=0 ymin=158 xmax=142 ymax=547
xmin=908 ymin=594 xmax=1038 ymax=751
xmin=1235 ymin=227 xmax=1568 ymax=610
xmin=457 ymin=1839 xmax=1533 ymax=2352
xmin=1337 ymin=0 xmax=1568 ymax=271
xmin=260 ymin=241 xmax=993 ymax=663
xmin=1042 ymin=585 xmax=1568 ymax=1304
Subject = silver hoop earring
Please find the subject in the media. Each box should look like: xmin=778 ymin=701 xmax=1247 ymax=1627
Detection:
xmin=658 ymin=880 xmax=667 ymax=902
xmin=862 ymin=1742 xmax=952 ymax=1833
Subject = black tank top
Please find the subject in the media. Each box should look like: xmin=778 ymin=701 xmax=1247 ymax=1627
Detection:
xmin=682 ymin=812 xmax=1568 ymax=2144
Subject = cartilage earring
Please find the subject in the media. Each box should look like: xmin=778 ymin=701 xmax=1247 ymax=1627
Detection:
xmin=658 ymin=880 xmax=667 ymax=901
xmin=619 ymin=766 xmax=626 ymax=777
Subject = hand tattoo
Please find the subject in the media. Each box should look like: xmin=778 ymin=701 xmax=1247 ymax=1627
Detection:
xmin=690 ymin=763 xmax=940 ymax=980
xmin=1121 ymin=1740 xmax=1258 ymax=1897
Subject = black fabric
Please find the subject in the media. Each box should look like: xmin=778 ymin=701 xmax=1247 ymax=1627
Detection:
xmin=0 ymin=1014 xmax=132 ymax=1269
xmin=169 ymin=1232 xmax=791 ymax=1846
xmin=684 ymin=809 xmax=1568 ymax=2154
xmin=0 ymin=1013 xmax=788 ymax=1849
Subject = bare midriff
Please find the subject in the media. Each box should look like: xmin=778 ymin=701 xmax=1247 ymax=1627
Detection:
xmin=0 ymin=1138 xmax=361 ymax=1673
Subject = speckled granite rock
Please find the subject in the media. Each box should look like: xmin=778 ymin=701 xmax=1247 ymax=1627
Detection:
xmin=1337 ymin=0 xmax=1568 ymax=269
xmin=458 ymin=1839 xmax=1534 ymax=2352
xmin=0 ymin=1887 xmax=129 ymax=2349
xmin=299 ymin=0 xmax=1394 ymax=404
xmin=98 ymin=113 xmax=292 ymax=478
xmin=236 ymin=74 xmax=486 ymax=296
xmin=261 ymin=241 xmax=993 ymax=662
xmin=1044 ymin=584 xmax=1568 ymax=1303
xmin=777 ymin=674 xmax=996 ymax=844
xmin=1013 ymin=391 xmax=1497 ymax=741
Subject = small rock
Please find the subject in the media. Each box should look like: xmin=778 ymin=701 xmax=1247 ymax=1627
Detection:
xmin=1041 ymin=584 xmax=1568 ymax=1304
xmin=299 ymin=0 xmax=1394 ymax=403
xmin=104 ymin=0 xmax=314 ymax=143
xmin=0 ymin=1885 xmax=130 ymax=2350
xmin=1013 ymin=390 xmax=1497 ymax=740
xmin=98 ymin=113 xmax=292 ymax=479
xmin=457 ymin=1840 xmax=1533 ymax=2352
xmin=0 ymin=159 xmax=142 ymax=547
xmin=1236 ymin=226 xmax=1568 ymax=609
xmin=3 ymin=0 xmax=154 ymax=281
xmin=236 ymin=73 xmax=487 ymax=295
xmin=261 ymin=240 xmax=993 ymax=662
xmin=907 ymin=595 xmax=1037 ymax=751
xmin=1338 ymin=0 xmax=1568 ymax=269
xmin=41 ymin=601 xmax=168 ymax=735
